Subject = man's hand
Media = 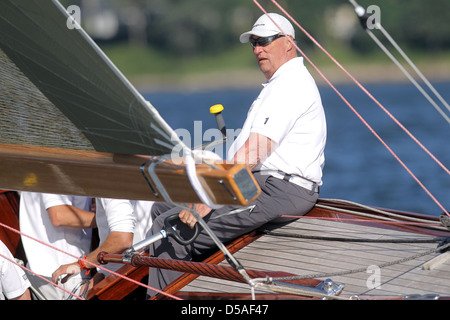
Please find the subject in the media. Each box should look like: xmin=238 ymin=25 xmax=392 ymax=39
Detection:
xmin=52 ymin=262 xmax=82 ymax=284
xmin=179 ymin=203 xmax=212 ymax=229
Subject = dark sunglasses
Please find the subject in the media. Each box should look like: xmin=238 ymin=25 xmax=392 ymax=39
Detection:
xmin=250 ymin=34 xmax=285 ymax=49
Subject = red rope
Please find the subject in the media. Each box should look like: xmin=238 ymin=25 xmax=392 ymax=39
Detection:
xmin=253 ymin=0 xmax=449 ymax=216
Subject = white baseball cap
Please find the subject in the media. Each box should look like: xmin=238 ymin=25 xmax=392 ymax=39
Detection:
xmin=239 ymin=13 xmax=295 ymax=43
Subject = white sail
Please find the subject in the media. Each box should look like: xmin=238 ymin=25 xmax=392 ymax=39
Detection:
xmin=0 ymin=0 xmax=179 ymax=156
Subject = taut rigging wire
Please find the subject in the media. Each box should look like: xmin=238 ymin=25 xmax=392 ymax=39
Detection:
xmin=349 ymin=0 xmax=450 ymax=124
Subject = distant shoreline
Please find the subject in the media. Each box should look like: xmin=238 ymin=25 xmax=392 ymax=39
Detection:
xmin=132 ymin=61 xmax=450 ymax=93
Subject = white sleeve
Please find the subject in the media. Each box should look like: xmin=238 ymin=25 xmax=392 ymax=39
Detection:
xmin=101 ymin=199 xmax=136 ymax=233
xmin=41 ymin=193 xmax=72 ymax=210
xmin=0 ymin=242 xmax=30 ymax=300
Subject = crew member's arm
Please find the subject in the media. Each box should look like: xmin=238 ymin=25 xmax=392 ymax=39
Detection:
xmin=10 ymin=289 xmax=31 ymax=300
xmin=52 ymin=199 xmax=135 ymax=283
xmin=47 ymin=205 xmax=96 ymax=229
xmin=51 ymin=231 xmax=133 ymax=284
xmin=232 ymin=132 xmax=276 ymax=170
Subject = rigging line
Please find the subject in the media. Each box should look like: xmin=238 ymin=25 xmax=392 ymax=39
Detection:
xmin=379 ymin=23 xmax=450 ymax=116
xmin=0 ymin=252 xmax=84 ymax=300
xmin=264 ymin=0 xmax=450 ymax=177
xmin=253 ymin=0 xmax=449 ymax=216
xmin=349 ymin=0 xmax=450 ymax=119
xmin=366 ymin=29 xmax=450 ymax=124
xmin=317 ymin=198 xmax=446 ymax=225
xmin=312 ymin=204 xmax=447 ymax=232
xmin=250 ymin=281 xmax=349 ymax=300
xmin=0 ymin=220 xmax=181 ymax=300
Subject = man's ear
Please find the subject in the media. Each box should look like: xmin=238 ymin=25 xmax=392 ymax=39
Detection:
xmin=286 ymin=36 xmax=299 ymax=58
xmin=286 ymin=36 xmax=295 ymax=52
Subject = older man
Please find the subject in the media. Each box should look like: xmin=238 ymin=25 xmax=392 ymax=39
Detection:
xmin=147 ymin=13 xmax=326 ymax=297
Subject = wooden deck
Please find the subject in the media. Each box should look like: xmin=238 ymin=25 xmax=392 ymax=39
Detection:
xmin=180 ymin=216 xmax=450 ymax=299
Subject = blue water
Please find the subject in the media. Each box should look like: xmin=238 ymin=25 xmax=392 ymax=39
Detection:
xmin=143 ymin=81 xmax=450 ymax=216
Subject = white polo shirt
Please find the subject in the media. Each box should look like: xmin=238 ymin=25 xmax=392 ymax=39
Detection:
xmin=19 ymin=192 xmax=92 ymax=277
xmin=133 ymin=200 xmax=154 ymax=243
xmin=227 ymin=57 xmax=326 ymax=185
xmin=0 ymin=241 xmax=30 ymax=300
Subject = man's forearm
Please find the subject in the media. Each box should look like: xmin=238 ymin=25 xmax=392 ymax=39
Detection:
xmin=47 ymin=205 xmax=96 ymax=228
xmin=233 ymin=132 xmax=275 ymax=168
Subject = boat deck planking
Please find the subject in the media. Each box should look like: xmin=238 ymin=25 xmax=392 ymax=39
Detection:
xmin=180 ymin=216 xmax=450 ymax=299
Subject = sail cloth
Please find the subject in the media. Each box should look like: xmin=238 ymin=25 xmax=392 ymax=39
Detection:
xmin=0 ymin=0 xmax=178 ymax=156
xmin=0 ymin=0 xmax=261 ymax=206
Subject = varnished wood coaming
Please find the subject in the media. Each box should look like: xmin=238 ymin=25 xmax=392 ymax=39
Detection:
xmin=313 ymin=199 xmax=448 ymax=237
xmin=86 ymin=264 xmax=149 ymax=300
xmin=0 ymin=143 xmax=259 ymax=205
xmin=0 ymin=190 xmax=25 ymax=262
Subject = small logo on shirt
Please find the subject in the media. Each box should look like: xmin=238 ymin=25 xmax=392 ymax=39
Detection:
xmin=264 ymin=117 xmax=269 ymax=124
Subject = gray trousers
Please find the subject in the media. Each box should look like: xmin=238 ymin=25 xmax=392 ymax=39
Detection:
xmin=146 ymin=172 xmax=318 ymax=297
